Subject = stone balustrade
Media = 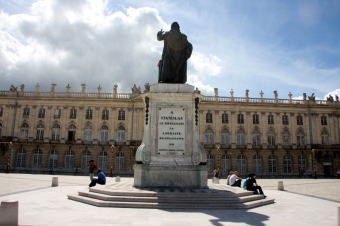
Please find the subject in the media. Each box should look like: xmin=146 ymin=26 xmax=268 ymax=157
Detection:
xmin=0 ymin=89 xmax=334 ymax=105
xmin=202 ymin=96 xmax=330 ymax=105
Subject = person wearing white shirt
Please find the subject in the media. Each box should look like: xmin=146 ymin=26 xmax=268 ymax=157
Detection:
xmin=230 ymin=171 xmax=242 ymax=187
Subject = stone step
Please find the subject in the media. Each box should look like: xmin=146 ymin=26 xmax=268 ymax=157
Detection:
xmin=89 ymin=187 xmax=253 ymax=198
xmin=68 ymin=194 xmax=274 ymax=209
xmin=78 ymin=191 xmax=263 ymax=203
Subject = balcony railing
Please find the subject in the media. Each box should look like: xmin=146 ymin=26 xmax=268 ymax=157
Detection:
xmin=0 ymin=89 xmax=335 ymax=106
xmin=202 ymin=96 xmax=332 ymax=106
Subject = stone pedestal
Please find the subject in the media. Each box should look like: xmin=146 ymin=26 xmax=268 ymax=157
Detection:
xmin=134 ymin=83 xmax=207 ymax=189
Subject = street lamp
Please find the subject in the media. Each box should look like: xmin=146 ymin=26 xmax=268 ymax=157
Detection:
xmin=216 ymin=145 xmax=220 ymax=178
xmin=6 ymin=142 xmax=13 ymax=174
xmin=110 ymin=144 xmax=115 ymax=177
xmin=311 ymin=149 xmax=317 ymax=179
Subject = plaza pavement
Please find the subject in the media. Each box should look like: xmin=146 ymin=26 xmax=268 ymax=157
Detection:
xmin=0 ymin=173 xmax=339 ymax=226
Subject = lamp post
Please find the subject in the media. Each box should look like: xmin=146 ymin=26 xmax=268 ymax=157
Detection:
xmin=217 ymin=145 xmax=220 ymax=178
xmin=6 ymin=142 xmax=13 ymax=174
xmin=110 ymin=144 xmax=115 ymax=177
xmin=312 ymin=149 xmax=317 ymax=179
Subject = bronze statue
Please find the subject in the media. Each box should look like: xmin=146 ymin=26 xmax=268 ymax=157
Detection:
xmin=157 ymin=22 xmax=193 ymax=84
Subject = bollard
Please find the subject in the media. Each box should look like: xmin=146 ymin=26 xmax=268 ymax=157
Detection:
xmin=338 ymin=206 xmax=340 ymax=226
xmin=115 ymin=176 xmax=121 ymax=182
xmin=214 ymin=178 xmax=220 ymax=184
xmin=0 ymin=200 xmax=19 ymax=226
xmin=51 ymin=177 xmax=58 ymax=187
xmin=277 ymin=181 xmax=284 ymax=190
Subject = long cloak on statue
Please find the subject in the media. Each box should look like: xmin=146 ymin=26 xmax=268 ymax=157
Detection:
xmin=157 ymin=29 xmax=193 ymax=84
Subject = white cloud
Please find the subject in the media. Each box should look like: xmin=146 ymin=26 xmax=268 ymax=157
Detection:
xmin=324 ymin=89 xmax=340 ymax=100
xmin=0 ymin=0 xmax=220 ymax=94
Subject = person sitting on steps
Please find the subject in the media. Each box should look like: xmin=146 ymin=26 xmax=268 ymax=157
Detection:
xmin=89 ymin=169 xmax=106 ymax=187
xmin=229 ymin=171 xmax=242 ymax=187
xmin=246 ymin=173 xmax=266 ymax=198
xmin=226 ymin=171 xmax=234 ymax=185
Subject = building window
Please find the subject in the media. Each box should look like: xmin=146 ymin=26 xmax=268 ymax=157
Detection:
xmin=16 ymin=148 xmax=26 ymax=167
xmin=321 ymin=131 xmax=329 ymax=145
xmin=222 ymin=113 xmax=228 ymax=123
xmin=206 ymin=113 xmax=213 ymax=123
xmin=36 ymin=123 xmax=44 ymax=140
xmin=321 ymin=116 xmax=327 ymax=125
xmin=117 ymin=126 xmax=125 ymax=142
xmin=115 ymin=152 xmax=124 ymax=172
xmin=237 ymin=154 xmax=246 ymax=174
xmin=297 ymin=130 xmax=304 ymax=146
xmin=237 ymin=129 xmax=245 ymax=145
xmin=252 ymin=129 xmax=261 ymax=145
xmin=283 ymin=155 xmax=292 ymax=173
xmin=282 ymin=115 xmax=289 ymax=125
xmin=207 ymin=154 xmax=214 ymax=176
xmin=282 ymin=129 xmax=290 ymax=145
xmin=38 ymin=108 xmax=45 ymax=118
xmin=49 ymin=149 xmax=58 ymax=168
xmin=253 ymin=114 xmax=259 ymax=124
xmin=118 ymin=110 xmax=125 ymax=120
xmin=51 ymin=124 xmax=60 ymax=141
xmin=205 ymin=128 xmax=214 ymax=144
xmin=81 ymin=150 xmax=91 ymax=169
xmin=23 ymin=107 xmax=30 ymax=118
xmin=68 ymin=124 xmax=76 ymax=141
xmin=0 ymin=107 xmax=3 ymax=117
xmin=65 ymin=150 xmax=75 ymax=169
xmin=221 ymin=129 xmax=230 ymax=145
xmin=70 ymin=109 xmax=77 ymax=119
xmin=253 ymin=154 xmax=262 ymax=174
xmin=98 ymin=150 xmax=108 ymax=171
xmin=20 ymin=123 xmax=29 ymax=139
xmin=268 ymin=155 xmax=277 ymax=173
xmin=221 ymin=154 xmax=231 ymax=176
xmin=83 ymin=124 xmax=92 ymax=141
xmin=33 ymin=149 xmax=42 ymax=168
xmin=102 ymin=110 xmax=109 ymax=120
xmin=267 ymin=130 xmax=276 ymax=145
xmin=85 ymin=109 xmax=93 ymax=119
xmin=268 ymin=114 xmax=274 ymax=124
xmin=297 ymin=115 xmax=303 ymax=125
xmin=298 ymin=155 xmax=307 ymax=173
xmin=237 ymin=114 xmax=244 ymax=124
xmin=100 ymin=125 xmax=109 ymax=142
xmin=54 ymin=109 xmax=61 ymax=119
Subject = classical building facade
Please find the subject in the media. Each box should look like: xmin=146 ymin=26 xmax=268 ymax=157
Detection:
xmin=0 ymin=84 xmax=339 ymax=177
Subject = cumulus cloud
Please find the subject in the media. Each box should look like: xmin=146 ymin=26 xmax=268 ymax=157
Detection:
xmin=324 ymin=89 xmax=340 ymax=100
xmin=0 ymin=0 xmax=221 ymax=94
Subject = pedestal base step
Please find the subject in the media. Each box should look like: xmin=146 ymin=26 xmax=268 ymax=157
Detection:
xmin=68 ymin=183 xmax=274 ymax=209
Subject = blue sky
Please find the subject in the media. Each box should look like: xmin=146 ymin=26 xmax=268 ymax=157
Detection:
xmin=0 ymin=0 xmax=339 ymax=99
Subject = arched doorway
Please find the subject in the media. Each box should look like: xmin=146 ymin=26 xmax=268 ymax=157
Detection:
xmin=322 ymin=155 xmax=332 ymax=177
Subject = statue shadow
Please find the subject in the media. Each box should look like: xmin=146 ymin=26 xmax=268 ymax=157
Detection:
xmin=163 ymin=208 xmax=269 ymax=226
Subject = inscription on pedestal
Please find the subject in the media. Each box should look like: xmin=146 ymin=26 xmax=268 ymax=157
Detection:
xmin=158 ymin=107 xmax=185 ymax=156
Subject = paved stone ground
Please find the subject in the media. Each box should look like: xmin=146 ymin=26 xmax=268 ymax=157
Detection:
xmin=1 ymin=174 xmax=339 ymax=202
xmin=0 ymin=173 xmax=339 ymax=225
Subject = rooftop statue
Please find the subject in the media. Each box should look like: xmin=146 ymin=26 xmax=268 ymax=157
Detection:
xmin=157 ymin=22 xmax=193 ymax=84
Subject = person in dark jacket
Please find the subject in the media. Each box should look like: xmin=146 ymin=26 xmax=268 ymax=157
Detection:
xmin=246 ymin=173 xmax=266 ymax=198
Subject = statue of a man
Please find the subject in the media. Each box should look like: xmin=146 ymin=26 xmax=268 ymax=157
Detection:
xmin=157 ymin=22 xmax=193 ymax=84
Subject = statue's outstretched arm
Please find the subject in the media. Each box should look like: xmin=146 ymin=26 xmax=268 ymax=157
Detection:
xmin=157 ymin=29 xmax=166 ymax=41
